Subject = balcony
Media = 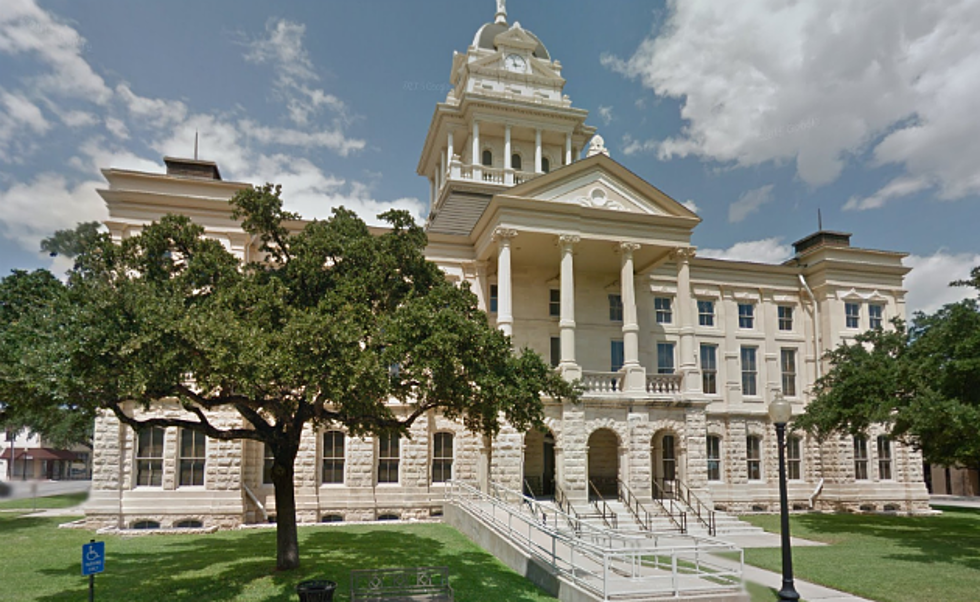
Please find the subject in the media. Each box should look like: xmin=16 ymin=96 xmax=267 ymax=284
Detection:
xmin=450 ymin=162 xmax=543 ymax=189
xmin=580 ymin=371 xmax=683 ymax=396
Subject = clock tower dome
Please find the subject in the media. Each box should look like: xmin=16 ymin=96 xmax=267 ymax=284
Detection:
xmin=417 ymin=1 xmax=596 ymax=235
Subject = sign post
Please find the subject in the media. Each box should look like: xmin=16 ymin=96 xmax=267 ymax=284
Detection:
xmin=82 ymin=540 xmax=105 ymax=601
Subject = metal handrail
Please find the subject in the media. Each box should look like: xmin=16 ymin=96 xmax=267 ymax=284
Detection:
xmin=446 ymin=480 xmax=745 ymax=601
xmin=588 ymin=480 xmax=619 ymax=530
xmin=616 ymin=479 xmax=652 ymax=531
xmin=651 ymin=478 xmax=687 ymax=533
xmin=655 ymin=478 xmax=716 ymax=536
xmin=553 ymin=483 xmax=583 ymax=534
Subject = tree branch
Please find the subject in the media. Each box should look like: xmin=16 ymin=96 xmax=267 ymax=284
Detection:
xmin=108 ymin=403 xmax=266 ymax=442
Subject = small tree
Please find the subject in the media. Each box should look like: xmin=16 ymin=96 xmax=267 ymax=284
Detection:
xmin=0 ymin=185 xmax=576 ymax=570
xmin=798 ymin=273 xmax=980 ymax=474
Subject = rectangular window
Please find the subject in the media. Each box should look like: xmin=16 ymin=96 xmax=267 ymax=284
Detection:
xmin=877 ymin=436 xmax=892 ymax=480
xmin=263 ymin=444 xmax=274 ymax=485
xmin=657 ymin=342 xmax=675 ymax=374
xmin=854 ymin=436 xmax=869 ymax=480
xmin=655 ymin=297 xmax=673 ymax=324
xmin=609 ymin=294 xmax=623 ymax=322
xmin=741 ymin=346 xmax=758 ymax=396
xmin=378 ymin=433 xmax=400 ymax=484
xmin=707 ymin=436 xmax=721 ymax=481
xmin=136 ymin=427 xmax=165 ymax=487
xmin=781 ymin=348 xmax=797 ymax=397
xmin=787 ymin=436 xmax=802 ymax=480
xmin=700 ymin=344 xmax=717 ymax=394
xmin=738 ymin=303 xmax=754 ymax=329
xmin=610 ymin=340 xmax=625 ymax=372
xmin=489 ymin=284 xmax=498 ymax=313
xmin=697 ymin=300 xmax=714 ymax=327
xmin=778 ymin=306 xmax=794 ymax=331
xmin=322 ymin=431 xmax=345 ymax=484
xmin=178 ymin=429 xmax=206 ymax=487
xmin=549 ymin=289 xmax=561 ymax=317
xmin=845 ymin=302 xmax=860 ymax=329
xmin=746 ymin=436 xmax=762 ymax=480
xmin=432 ymin=432 xmax=453 ymax=483
xmin=869 ymin=304 xmax=884 ymax=329
xmin=550 ymin=336 xmax=560 ymax=368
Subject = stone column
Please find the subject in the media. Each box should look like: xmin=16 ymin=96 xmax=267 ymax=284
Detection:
xmin=561 ymin=405 xmax=588 ymax=501
xmin=620 ymin=242 xmax=645 ymax=391
xmin=494 ymin=228 xmax=518 ymax=337
xmin=565 ymin=132 xmax=572 ymax=165
xmin=428 ymin=176 xmax=435 ymax=207
xmin=535 ymin=128 xmax=543 ymax=173
xmin=437 ymin=153 xmax=444 ymax=192
xmin=674 ymin=248 xmax=700 ymax=394
xmin=504 ymin=124 xmax=513 ymax=185
xmin=558 ymin=235 xmax=581 ymax=380
xmin=447 ymin=129 xmax=454 ymax=169
xmin=472 ymin=120 xmax=481 ymax=179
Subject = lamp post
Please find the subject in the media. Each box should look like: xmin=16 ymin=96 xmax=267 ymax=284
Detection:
xmin=768 ymin=392 xmax=799 ymax=602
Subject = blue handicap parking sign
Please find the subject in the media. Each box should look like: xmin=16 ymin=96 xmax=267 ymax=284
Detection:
xmin=82 ymin=541 xmax=105 ymax=576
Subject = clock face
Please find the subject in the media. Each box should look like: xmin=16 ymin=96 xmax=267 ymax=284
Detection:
xmin=505 ymin=53 xmax=527 ymax=73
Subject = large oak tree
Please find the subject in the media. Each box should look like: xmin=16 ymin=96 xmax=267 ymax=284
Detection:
xmin=0 ymin=184 xmax=576 ymax=570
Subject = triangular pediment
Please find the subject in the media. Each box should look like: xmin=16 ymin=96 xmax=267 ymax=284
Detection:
xmin=493 ymin=24 xmax=540 ymax=52
xmin=503 ymin=154 xmax=700 ymax=220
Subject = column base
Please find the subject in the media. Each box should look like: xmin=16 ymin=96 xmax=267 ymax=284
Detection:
xmin=559 ymin=363 xmax=581 ymax=382
xmin=623 ymin=365 xmax=646 ymax=393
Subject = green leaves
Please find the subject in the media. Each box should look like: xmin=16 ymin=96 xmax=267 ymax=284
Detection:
xmin=799 ymin=293 xmax=980 ymax=471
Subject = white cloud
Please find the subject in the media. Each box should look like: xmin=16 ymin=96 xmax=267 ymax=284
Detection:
xmin=71 ymin=137 xmax=162 ymax=175
xmin=681 ymin=199 xmax=699 ymax=213
xmin=55 ymin=108 xmax=98 ymax=128
xmin=843 ymin=175 xmax=930 ymax=211
xmin=597 ymin=105 xmax=614 ymax=125
xmin=244 ymin=19 xmax=347 ymax=127
xmin=242 ymin=120 xmax=366 ymax=156
xmin=728 ymin=184 xmax=774 ymax=223
xmin=115 ymin=84 xmax=187 ymax=129
xmin=0 ymin=0 xmax=112 ymax=104
xmin=699 ymin=237 xmax=793 ymax=264
xmin=1 ymin=90 xmax=50 ymax=132
xmin=0 ymin=173 xmax=106 ymax=250
xmin=622 ymin=134 xmax=658 ymax=156
xmin=904 ymin=251 xmax=980 ymax=314
xmin=104 ymin=116 xmax=128 ymax=140
xmin=605 ymin=0 xmax=980 ymax=202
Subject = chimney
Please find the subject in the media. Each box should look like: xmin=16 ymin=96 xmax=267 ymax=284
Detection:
xmin=792 ymin=230 xmax=852 ymax=256
xmin=163 ymin=156 xmax=222 ymax=181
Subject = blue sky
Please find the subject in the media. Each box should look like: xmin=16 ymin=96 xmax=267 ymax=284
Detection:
xmin=1 ymin=0 xmax=979 ymax=313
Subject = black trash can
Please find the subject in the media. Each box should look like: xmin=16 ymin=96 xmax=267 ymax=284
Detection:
xmin=295 ymin=580 xmax=337 ymax=602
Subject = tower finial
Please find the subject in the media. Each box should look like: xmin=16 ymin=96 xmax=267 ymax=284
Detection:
xmin=495 ymin=0 xmax=507 ymax=24
xmin=194 ymin=130 xmax=199 ymax=160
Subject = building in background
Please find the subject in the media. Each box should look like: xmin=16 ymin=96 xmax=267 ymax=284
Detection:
xmin=85 ymin=3 xmax=930 ymax=530
xmin=1 ymin=428 xmax=90 ymax=482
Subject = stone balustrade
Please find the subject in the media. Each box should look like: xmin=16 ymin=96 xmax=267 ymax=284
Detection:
xmin=646 ymin=374 xmax=683 ymax=394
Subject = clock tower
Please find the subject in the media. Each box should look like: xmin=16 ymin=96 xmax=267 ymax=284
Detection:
xmin=417 ymin=1 xmax=596 ymax=235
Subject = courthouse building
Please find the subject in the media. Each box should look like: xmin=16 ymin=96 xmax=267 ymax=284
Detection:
xmin=85 ymin=3 xmax=930 ymax=530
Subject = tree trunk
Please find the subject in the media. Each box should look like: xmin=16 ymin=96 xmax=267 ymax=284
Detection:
xmin=271 ymin=444 xmax=301 ymax=571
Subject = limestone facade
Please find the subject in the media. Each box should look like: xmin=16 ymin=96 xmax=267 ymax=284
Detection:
xmin=85 ymin=4 xmax=929 ymax=530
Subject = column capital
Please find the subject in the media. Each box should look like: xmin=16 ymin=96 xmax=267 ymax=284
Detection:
xmin=618 ymin=241 xmax=641 ymax=256
xmin=492 ymin=227 xmax=518 ymax=242
xmin=558 ymin=234 xmax=581 ymax=247
xmin=671 ymin=247 xmax=697 ymax=262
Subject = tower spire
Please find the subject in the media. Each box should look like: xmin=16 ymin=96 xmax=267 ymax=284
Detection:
xmin=495 ymin=0 xmax=507 ymax=24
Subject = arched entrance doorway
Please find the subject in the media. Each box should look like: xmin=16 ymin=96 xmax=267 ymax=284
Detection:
xmin=588 ymin=428 xmax=620 ymax=498
xmin=652 ymin=430 xmax=679 ymax=499
xmin=523 ymin=429 xmax=555 ymax=497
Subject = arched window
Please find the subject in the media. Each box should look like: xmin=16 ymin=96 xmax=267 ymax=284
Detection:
xmin=541 ymin=156 xmax=550 ymax=173
xmin=174 ymin=519 xmax=203 ymax=529
xmin=746 ymin=435 xmax=762 ymax=480
xmin=131 ymin=520 xmax=160 ymax=530
xmin=322 ymin=431 xmax=345 ymax=484
xmin=511 ymin=153 xmax=522 ymax=170
xmin=321 ymin=514 xmax=344 ymax=523
xmin=481 ymin=149 xmax=493 ymax=167
xmin=432 ymin=432 xmax=453 ymax=483
xmin=706 ymin=435 xmax=722 ymax=481
xmin=787 ymin=436 xmax=802 ymax=480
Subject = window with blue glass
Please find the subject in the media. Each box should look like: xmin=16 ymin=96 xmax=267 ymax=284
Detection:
xmin=657 ymin=342 xmax=675 ymax=374
xmin=738 ymin=303 xmax=754 ymax=329
xmin=610 ymin=340 xmax=624 ymax=372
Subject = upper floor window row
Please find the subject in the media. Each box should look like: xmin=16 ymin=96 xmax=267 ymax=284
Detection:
xmin=778 ymin=305 xmax=793 ymax=331
xmin=697 ymin=300 xmax=714 ymax=327
xmin=136 ymin=427 xmax=205 ymax=489
xmin=846 ymin=302 xmax=885 ymax=330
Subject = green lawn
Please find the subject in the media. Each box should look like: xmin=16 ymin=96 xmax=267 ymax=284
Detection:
xmin=740 ymin=506 xmax=980 ymax=602
xmin=0 ymin=513 xmax=559 ymax=602
xmin=0 ymin=492 xmax=88 ymax=510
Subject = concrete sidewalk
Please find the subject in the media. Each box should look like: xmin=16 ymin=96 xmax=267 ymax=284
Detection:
xmin=930 ymin=494 xmax=980 ymax=509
